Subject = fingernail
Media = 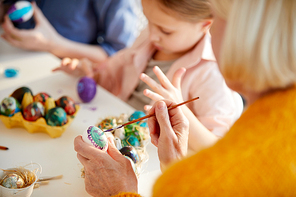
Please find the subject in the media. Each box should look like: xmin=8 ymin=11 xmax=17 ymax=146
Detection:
xmin=157 ymin=101 xmax=165 ymax=110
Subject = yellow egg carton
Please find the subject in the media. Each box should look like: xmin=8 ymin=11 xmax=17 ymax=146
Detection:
xmin=0 ymin=105 xmax=80 ymax=138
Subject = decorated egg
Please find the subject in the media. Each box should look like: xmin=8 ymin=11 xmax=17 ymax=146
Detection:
xmin=0 ymin=97 xmax=21 ymax=117
xmin=45 ymin=107 xmax=68 ymax=126
xmin=77 ymin=77 xmax=97 ymax=103
xmin=34 ymin=92 xmax=51 ymax=105
xmin=1 ymin=173 xmax=25 ymax=189
xmin=23 ymin=102 xmax=45 ymax=121
xmin=119 ymin=146 xmax=139 ymax=164
xmin=98 ymin=118 xmax=117 ymax=130
xmin=122 ymin=135 xmax=140 ymax=147
xmin=56 ymin=96 xmax=76 ymax=115
xmin=7 ymin=1 xmax=33 ymax=23
xmin=129 ymin=111 xmax=148 ymax=127
xmin=82 ymin=126 xmax=108 ymax=151
xmin=11 ymin=86 xmax=33 ymax=104
xmin=124 ymin=123 xmax=143 ymax=142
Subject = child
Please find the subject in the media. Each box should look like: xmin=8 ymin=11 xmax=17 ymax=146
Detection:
xmin=54 ymin=0 xmax=243 ymax=152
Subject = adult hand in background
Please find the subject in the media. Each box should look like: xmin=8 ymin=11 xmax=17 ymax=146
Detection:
xmin=140 ymin=66 xmax=186 ymax=111
xmin=74 ymin=136 xmax=138 ymax=197
xmin=52 ymin=57 xmax=96 ymax=78
xmin=1 ymin=2 xmax=60 ymax=51
xmin=148 ymin=100 xmax=189 ymax=171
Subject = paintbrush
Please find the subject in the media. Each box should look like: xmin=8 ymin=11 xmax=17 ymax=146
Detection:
xmin=104 ymin=96 xmax=200 ymax=133
xmin=0 ymin=146 xmax=9 ymax=151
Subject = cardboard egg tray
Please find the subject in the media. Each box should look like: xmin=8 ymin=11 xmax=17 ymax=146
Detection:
xmin=0 ymin=105 xmax=79 ymax=138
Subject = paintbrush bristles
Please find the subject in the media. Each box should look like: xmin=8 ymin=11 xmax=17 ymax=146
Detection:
xmin=103 ymin=96 xmax=199 ymax=133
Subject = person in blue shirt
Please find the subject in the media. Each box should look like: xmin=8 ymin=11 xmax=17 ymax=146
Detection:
xmin=0 ymin=0 xmax=139 ymax=62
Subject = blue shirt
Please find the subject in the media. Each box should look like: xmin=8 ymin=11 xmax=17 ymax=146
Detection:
xmin=5 ymin=0 xmax=139 ymax=55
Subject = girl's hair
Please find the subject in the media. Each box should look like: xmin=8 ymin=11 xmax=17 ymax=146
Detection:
xmin=211 ymin=0 xmax=296 ymax=92
xmin=156 ymin=0 xmax=212 ymax=22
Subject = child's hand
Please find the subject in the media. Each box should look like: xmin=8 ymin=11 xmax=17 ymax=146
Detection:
xmin=52 ymin=57 xmax=96 ymax=77
xmin=140 ymin=66 xmax=186 ymax=111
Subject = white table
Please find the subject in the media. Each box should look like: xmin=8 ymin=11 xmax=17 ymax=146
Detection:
xmin=0 ymin=38 xmax=161 ymax=196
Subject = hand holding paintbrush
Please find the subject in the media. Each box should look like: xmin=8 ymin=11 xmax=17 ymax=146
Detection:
xmin=104 ymin=96 xmax=199 ymax=133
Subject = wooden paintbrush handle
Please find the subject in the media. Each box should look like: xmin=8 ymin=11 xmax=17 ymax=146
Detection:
xmin=122 ymin=96 xmax=199 ymax=127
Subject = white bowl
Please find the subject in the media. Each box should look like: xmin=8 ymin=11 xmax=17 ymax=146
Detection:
xmin=0 ymin=163 xmax=41 ymax=197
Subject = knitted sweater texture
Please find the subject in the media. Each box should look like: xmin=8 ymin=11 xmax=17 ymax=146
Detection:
xmin=115 ymin=86 xmax=296 ymax=197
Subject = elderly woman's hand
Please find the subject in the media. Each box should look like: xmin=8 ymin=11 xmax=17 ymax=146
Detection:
xmin=74 ymin=136 xmax=138 ymax=197
xmin=148 ymin=100 xmax=189 ymax=171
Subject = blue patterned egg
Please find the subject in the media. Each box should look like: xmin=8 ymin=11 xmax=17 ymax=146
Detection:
xmin=0 ymin=97 xmax=21 ymax=117
xmin=7 ymin=1 xmax=33 ymax=23
xmin=120 ymin=146 xmax=139 ymax=164
xmin=128 ymin=111 xmax=148 ymax=127
xmin=82 ymin=126 xmax=108 ymax=151
xmin=45 ymin=107 xmax=68 ymax=126
xmin=122 ymin=135 xmax=140 ymax=147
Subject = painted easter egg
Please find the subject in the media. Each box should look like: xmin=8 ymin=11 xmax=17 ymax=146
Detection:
xmin=124 ymin=123 xmax=143 ymax=142
xmin=7 ymin=1 xmax=33 ymax=23
xmin=56 ymin=96 xmax=76 ymax=115
xmin=45 ymin=107 xmax=68 ymax=126
xmin=1 ymin=173 xmax=25 ymax=189
xmin=82 ymin=126 xmax=108 ymax=151
xmin=122 ymin=135 xmax=140 ymax=147
xmin=119 ymin=146 xmax=139 ymax=164
xmin=98 ymin=118 xmax=117 ymax=130
xmin=129 ymin=111 xmax=148 ymax=127
xmin=10 ymin=86 xmax=33 ymax=104
xmin=0 ymin=97 xmax=21 ymax=117
xmin=33 ymin=92 xmax=51 ymax=105
xmin=23 ymin=102 xmax=45 ymax=121
xmin=77 ymin=77 xmax=97 ymax=103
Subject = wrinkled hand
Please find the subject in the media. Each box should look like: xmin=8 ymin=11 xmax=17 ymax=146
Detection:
xmin=74 ymin=136 xmax=138 ymax=197
xmin=1 ymin=2 xmax=60 ymax=51
xmin=52 ymin=57 xmax=97 ymax=78
xmin=148 ymin=100 xmax=189 ymax=171
xmin=140 ymin=66 xmax=186 ymax=111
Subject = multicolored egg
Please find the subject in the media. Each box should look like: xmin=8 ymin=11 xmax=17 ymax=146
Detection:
xmin=124 ymin=123 xmax=143 ymax=142
xmin=1 ymin=173 xmax=25 ymax=189
xmin=129 ymin=111 xmax=148 ymax=127
xmin=122 ymin=135 xmax=140 ymax=147
xmin=10 ymin=86 xmax=33 ymax=104
xmin=23 ymin=102 xmax=45 ymax=121
xmin=82 ymin=126 xmax=108 ymax=151
xmin=56 ymin=96 xmax=76 ymax=115
xmin=7 ymin=1 xmax=33 ymax=23
xmin=0 ymin=97 xmax=21 ymax=117
xmin=119 ymin=146 xmax=139 ymax=164
xmin=33 ymin=92 xmax=51 ymax=105
xmin=98 ymin=118 xmax=117 ymax=130
xmin=77 ymin=77 xmax=97 ymax=103
xmin=45 ymin=107 xmax=68 ymax=126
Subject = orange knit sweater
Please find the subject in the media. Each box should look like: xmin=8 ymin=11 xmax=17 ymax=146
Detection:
xmin=115 ymin=86 xmax=296 ymax=197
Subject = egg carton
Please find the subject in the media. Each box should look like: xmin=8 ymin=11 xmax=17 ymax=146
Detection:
xmin=0 ymin=105 xmax=80 ymax=138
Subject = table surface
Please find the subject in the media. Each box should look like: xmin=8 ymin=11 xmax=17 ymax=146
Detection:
xmin=0 ymin=35 xmax=161 ymax=197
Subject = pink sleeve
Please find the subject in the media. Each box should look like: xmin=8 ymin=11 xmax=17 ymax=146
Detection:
xmin=186 ymin=61 xmax=243 ymax=137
